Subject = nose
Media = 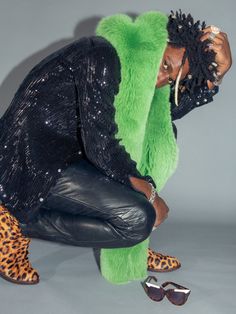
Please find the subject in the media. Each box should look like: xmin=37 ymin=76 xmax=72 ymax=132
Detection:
xmin=156 ymin=70 xmax=169 ymax=88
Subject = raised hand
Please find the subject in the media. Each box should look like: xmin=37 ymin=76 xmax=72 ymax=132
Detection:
xmin=200 ymin=26 xmax=232 ymax=88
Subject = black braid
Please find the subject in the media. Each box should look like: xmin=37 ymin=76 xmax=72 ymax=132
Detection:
xmin=167 ymin=9 xmax=218 ymax=100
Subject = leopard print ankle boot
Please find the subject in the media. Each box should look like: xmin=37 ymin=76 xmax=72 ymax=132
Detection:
xmin=147 ymin=248 xmax=181 ymax=272
xmin=0 ymin=204 xmax=40 ymax=284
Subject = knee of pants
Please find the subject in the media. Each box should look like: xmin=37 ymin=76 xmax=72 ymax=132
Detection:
xmin=108 ymin=198 xmax=156 ymax=246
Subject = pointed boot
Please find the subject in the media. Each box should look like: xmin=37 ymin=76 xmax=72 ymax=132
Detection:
xmin=147 ymin=247 xmax=181 ymax=272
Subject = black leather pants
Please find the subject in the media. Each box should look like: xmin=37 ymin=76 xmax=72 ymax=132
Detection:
xmin=20 ymin=158 xmax=156 ymax=249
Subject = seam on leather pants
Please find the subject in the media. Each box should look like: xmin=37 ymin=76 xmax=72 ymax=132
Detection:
xmin=42 ymin=192 xmax=110 ymax=216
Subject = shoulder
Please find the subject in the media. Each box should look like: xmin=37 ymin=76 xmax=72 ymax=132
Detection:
xmin=62 ymin=35 xmax=120 ymax=69
xmin=78 ymin=36 xmax=121 ymax=90
xmin=87 ymin=35 xmax=118 ymax=55
xmin=85 ymin=36 xmax=121 ymax=73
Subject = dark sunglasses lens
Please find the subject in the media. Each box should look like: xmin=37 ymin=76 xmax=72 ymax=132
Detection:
xmin=167 ymin=291 xmax=189 ymax=306
xmin=146 ymin=286 xmax=164 ymax=302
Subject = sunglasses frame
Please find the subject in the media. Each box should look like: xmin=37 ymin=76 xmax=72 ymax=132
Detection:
xmin=141 ymin=275 xmax=191 ymax=306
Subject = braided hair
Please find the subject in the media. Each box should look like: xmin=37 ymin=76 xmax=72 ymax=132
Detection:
xmin=167 ymin=9 xmax=218 ymax=104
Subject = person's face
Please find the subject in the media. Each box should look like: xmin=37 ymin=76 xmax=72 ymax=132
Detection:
xmin=156 ymin=44 xmax=190 ymax=88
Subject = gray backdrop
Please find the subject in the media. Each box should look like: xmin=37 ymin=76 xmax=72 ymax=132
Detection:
xmin=0 ymin=1 xmax=235 ymax=313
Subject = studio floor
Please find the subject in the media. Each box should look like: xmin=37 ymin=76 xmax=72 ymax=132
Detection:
xmin=0 ymin=221 xmax=235 ymax=314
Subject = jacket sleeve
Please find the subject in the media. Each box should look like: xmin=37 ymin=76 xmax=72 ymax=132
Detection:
xmin=170 ymin=81 xmax=219 ymax=121
xmin=76 ymin=44 xmax=157 ymax=191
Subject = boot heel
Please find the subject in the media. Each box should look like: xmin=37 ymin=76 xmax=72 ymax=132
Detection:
xmin=0 ymin=204 xmax=40 ymax=285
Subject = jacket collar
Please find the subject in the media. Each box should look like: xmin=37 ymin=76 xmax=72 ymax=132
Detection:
xmin=96 ymin=11 xmax=179 ymax=191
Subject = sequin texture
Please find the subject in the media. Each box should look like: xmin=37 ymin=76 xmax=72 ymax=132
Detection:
xmin=0 ymin=35 xmax=219 ymax=223
xmin=170 ymin=83 xmax=219 ymax=121
xmin=76 ymin=41 xmax=157 ymax=190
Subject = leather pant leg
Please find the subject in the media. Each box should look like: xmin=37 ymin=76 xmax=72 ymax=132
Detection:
xmin=20 ymin=158 xmax=156 ymax=249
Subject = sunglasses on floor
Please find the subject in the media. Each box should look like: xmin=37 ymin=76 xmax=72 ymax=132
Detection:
xmin=141 ymin=275 xmax=191 ymax=306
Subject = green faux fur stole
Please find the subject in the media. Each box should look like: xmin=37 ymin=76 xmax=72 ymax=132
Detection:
xmin=95 ymin=11 xmax=179 ymax=284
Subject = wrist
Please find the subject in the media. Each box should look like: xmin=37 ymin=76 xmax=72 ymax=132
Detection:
xmin=207 ymin=80 xmax=215 ymax=90
xmin=147 ymin=182 xmax=157 ymax=204
xmin=213 ymin=72 xmax=224 ymax=86
xmin=129 ymin=176 xmax=152 ymax=199
xmin=207 ymin=74 xmax=223 ymax=89
xmin=128 ymin=176 xmax=158 ymax=200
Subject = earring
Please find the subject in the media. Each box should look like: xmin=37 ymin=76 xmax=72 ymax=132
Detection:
xmin=168 ymin=77 xmax=174 ymax=84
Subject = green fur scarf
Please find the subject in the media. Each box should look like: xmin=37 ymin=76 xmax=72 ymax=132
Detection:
xmin=95 ymin=10 xmax=179 ymax=284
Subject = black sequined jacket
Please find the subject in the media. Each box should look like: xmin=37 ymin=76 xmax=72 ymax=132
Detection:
xmin=0 ymin=36 xmax=219 ymax=223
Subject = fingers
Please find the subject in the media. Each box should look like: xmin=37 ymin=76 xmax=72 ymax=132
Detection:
xmin=200 ymin=26 xmax=228 ymax=43
xmin=200 ymin=33 xmax=224 ymax=45
xmin=201 ymin=26 xmax=228 ymax=37
xmin=201 ymin=26 xmax=220 ymax=33
xmin=200 ymin=28 xmax=227 ymax=54
xmin=153 ymin=197 xmax=169 ymax=227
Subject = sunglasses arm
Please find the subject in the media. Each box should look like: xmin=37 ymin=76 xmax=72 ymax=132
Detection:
xmin=161 ymin=281 xmax=189 ymax=290
xmin=145 ymin=276 xmax=158 ymax=284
